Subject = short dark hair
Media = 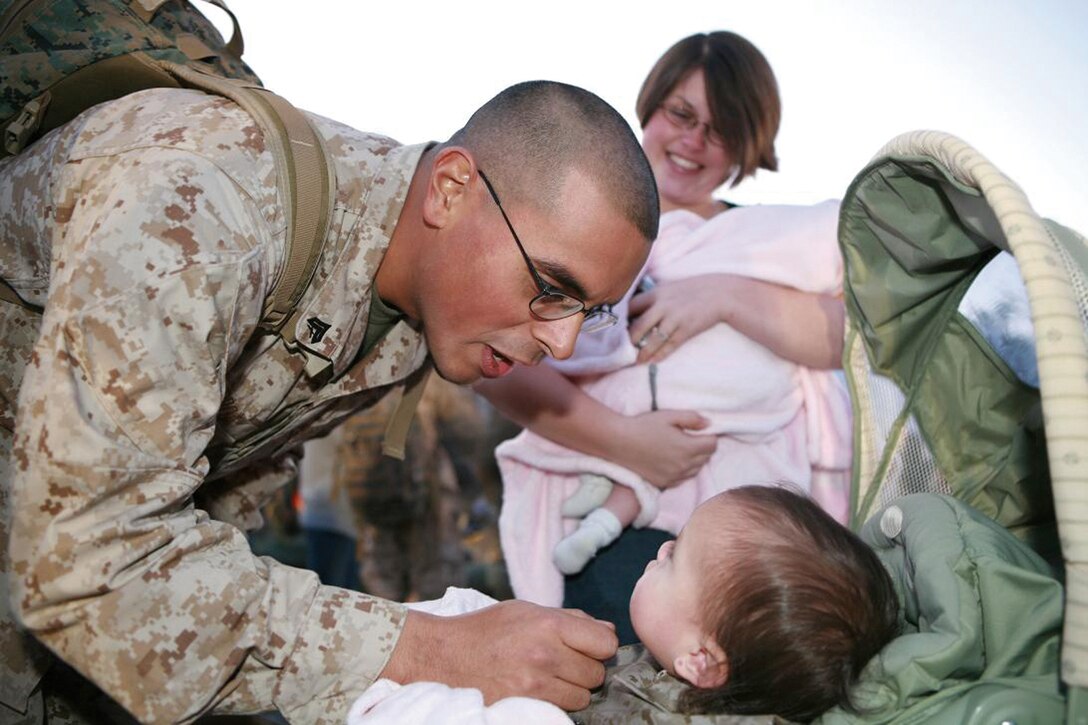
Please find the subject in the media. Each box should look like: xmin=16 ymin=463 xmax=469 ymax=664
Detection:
xmin=448 ymin=81 xmax=659 ymax=242
xmin=681 ymin=485 xmax=899 ymax=722
xmin=636 ymin=32 xmax=780 ymax=187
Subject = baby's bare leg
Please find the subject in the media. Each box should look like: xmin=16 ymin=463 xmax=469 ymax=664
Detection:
xmin=602 ymin=485 xmax=640 ymax=527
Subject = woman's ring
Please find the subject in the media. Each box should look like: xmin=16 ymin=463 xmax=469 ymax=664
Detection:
xmin=638 ymin=325 xmax=668 ymax=349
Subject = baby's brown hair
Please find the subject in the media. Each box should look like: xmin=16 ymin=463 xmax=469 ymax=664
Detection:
xmin=681 ymin=485 xmax=898 ymax=722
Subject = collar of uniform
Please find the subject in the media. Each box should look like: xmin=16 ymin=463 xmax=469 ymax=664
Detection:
xmin=611 ymin=657 xmax=690 ymax=713
xmin=286 ymin=140 xmax=431 ymax=378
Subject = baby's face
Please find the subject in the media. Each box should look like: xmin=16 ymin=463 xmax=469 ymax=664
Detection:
xmin=629 ymin=496 xmax=727 ymax=679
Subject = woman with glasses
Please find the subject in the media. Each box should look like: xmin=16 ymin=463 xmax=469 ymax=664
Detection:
xmin=477 ymin=32 xmax=852 ymax=643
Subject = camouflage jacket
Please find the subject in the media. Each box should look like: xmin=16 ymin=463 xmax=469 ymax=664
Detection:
xmin=0 ymin=88 xmax=429 ymax=723
xmin=572 ymin=646 xmax=789 ymax=725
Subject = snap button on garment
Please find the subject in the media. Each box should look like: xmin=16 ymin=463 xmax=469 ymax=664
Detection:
xmin=881 ymin=505 xmax=904 ymax=539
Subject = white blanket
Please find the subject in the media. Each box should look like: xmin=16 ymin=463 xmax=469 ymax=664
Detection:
xmin=346 ymin=588 xmax=572 ymax=724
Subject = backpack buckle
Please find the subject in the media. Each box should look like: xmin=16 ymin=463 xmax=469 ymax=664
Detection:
xmin=3 ymin=93 xmax=51 ymax=156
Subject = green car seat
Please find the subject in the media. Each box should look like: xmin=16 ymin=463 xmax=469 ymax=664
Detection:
xmin=836 ymin=130 xmax=1088 ymax=723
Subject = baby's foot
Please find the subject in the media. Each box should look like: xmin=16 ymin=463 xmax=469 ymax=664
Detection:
xmin=553 ymin=508 xmax=622 ymax=575
xmin=561 ymin=474 xmax=614 ymax=518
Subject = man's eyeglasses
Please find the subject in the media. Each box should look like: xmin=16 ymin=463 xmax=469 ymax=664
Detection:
xmin=661 ymin=102 xmax=726 ymax=148
xmin=478 ymin=170 xmax=617 ymax=334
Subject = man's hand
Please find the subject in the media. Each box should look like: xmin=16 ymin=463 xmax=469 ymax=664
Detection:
xmin=380 ymin=600 xmax=617 ymax=711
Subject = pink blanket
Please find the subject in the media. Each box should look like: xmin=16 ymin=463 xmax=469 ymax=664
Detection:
xmin=497 ymin=201 xmax=853 ymax=607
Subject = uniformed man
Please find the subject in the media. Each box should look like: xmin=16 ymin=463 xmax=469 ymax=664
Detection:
xmin=0 ymin=80 xmax=658 ymax=723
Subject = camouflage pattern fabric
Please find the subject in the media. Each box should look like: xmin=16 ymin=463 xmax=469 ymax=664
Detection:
xmin=340 ymin=378 xmax=486 ymax=601
xmin=0 ymin=87 xmax=430 ymax=723
xmin=1 ymin=0 xmax=261 ymax=128
xmin=571 ymin=645 xmax=792 ymax=725
xmin=148 ymin=0 xmax=259 ymax=80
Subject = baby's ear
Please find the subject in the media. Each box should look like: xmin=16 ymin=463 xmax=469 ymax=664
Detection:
xmin=673 ymin=642 xmax=728 ymax=689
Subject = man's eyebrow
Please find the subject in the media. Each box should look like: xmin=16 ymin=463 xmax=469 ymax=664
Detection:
xmin=534 ymin=258 xmax=590 ymax=301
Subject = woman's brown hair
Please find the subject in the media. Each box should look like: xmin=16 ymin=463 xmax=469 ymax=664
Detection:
xmin=636 ymin=32 xmax=780 ymax=187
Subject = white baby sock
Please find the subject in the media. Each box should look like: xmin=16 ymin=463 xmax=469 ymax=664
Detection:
xmin=553 ymin=507 xmax=623 ymax=575
xmin=560 ymin=473 xmax=614 ymax=518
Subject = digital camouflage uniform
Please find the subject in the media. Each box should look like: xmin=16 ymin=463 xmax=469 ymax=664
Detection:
xmin=572 ymin=646 xmax=790 ymax=725
xmin=0 ymin=87 xmax=431 ymax=723
xmin=339 ymin=377 xmax=486 ymax=601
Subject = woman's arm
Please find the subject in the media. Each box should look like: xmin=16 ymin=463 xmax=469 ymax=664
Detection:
xmin=628 ymin=274 xmax=845 ymax=369
xmin=475 ymin=364 xmax=716 ymax=489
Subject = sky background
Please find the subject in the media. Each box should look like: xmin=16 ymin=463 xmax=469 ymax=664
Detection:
xmin=214 ymin=1 xmax=1087 ymax=235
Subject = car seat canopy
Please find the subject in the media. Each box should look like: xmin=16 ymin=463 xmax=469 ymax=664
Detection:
xmin=839 ymin=130 xmax=1088 ymax=698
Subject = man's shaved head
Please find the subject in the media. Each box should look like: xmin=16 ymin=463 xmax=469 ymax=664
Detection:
xmin=447 ymin=81 xmax=659 ymax=242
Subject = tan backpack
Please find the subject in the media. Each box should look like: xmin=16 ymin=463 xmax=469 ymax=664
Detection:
xmin=0 ymin=0 xmax=330 ymax=343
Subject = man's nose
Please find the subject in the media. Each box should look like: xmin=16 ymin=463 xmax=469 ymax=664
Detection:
xmin=532 ymin=314 xmax=584 ymax=360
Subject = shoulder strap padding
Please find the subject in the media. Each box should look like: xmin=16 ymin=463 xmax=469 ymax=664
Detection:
xmin=8 ymin=53 xmax=183 ymax=156
xmin=158 ymin=60 xmax=334 ymax=343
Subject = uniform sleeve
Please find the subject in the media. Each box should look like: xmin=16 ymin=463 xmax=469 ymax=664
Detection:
xmin=9 ymin=149 xmax=404 ymax=723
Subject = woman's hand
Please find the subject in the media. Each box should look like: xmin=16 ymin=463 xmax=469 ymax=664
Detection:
xmin=610 ymin=409 xmax=716 ymax=489
xmin=476 ymin=365 xmax=713 ymax=488
xmin=628 ymin=273 xmax=845 ymax=369
xmin=628 ymin=275 xmax=726 ymax=364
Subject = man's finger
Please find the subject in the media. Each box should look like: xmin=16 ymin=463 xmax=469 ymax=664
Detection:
xmin=531 ymin=677 xmax=594 ymax=712
xmin=554 ymin=648 xmax=608 ymax=691
xmin=562 ymin=607 xmax=594 ymax=620
xmin=562 ymin=608 xmax=616 ymax=630
xmin=558 ymin=614 xmax=619 ymax=661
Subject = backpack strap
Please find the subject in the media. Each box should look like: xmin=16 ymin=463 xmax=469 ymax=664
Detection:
xmin=0 ymin=277 xmax=42 ymax=313
xmin=4 ymin=52 xmax=186 ymax=157
xmin=125 ymin=0 xmax=244 ymax=58
xmin=159 ymin=60 xmax=334 ymax=351
xmin=381 ymin=366 xmax=433 ymax=461
xmin=2 ymin=0 xmax=257 ymax=157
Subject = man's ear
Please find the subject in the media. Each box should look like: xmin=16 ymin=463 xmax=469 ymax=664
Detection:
xmin=673 ymin=641 xmax=729 ymax=689
xmin=422 ymin=147 xmax=475 ymax=227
